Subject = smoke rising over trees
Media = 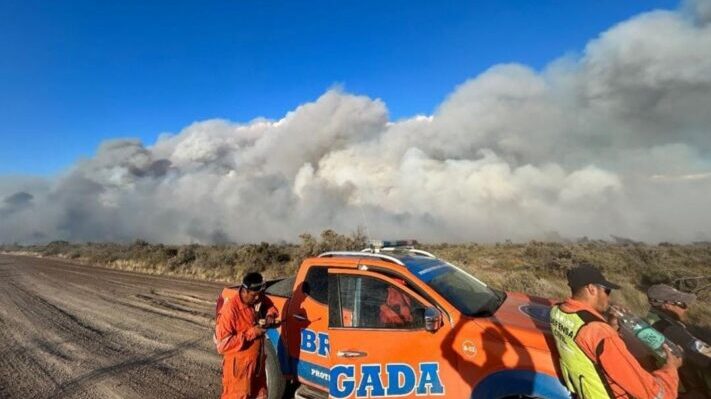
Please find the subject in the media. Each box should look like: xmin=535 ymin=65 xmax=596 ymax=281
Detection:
xmin=2 ymin=1 xmax=711 ymax=244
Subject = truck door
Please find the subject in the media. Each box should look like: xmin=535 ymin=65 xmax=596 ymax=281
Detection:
xmin=285 ymin=265 xmax=331 ymax=391
xmin=327 ymin=269 xmax=462 ymax=398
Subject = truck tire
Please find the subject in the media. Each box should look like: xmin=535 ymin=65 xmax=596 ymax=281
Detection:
xmin=265 ymin=342 xmax=286 ymax=399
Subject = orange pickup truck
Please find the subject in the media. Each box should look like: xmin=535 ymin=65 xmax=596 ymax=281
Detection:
xmin=254 ymin=242 xmax=570 ymax=399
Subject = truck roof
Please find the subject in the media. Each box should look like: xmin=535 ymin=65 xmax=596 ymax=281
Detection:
xmin=317 ymin=250 xmax=451 ymax=284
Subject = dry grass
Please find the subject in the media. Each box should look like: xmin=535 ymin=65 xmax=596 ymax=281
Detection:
xmin=422 ymin=241 xmax=711 ymax=339
xmin=3 ymin=232 xmax=710 ymax=339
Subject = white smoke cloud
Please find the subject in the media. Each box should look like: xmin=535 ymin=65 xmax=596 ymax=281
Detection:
xmin=2 ymin=2 xmax=711 ymax=244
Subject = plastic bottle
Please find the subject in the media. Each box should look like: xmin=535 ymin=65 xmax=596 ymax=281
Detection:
xmin=608 ymin=306 xmax=683 ymax=360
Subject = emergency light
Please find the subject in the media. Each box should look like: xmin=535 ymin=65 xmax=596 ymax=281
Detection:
xmin=369 ymin=239 xmax=419 ymax=251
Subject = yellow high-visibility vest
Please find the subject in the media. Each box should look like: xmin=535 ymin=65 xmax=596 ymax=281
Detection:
xmin=550 ymin=305 xmax=614 ymax=399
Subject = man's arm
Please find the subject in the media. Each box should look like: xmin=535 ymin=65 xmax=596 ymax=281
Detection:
xmin=214 ymin=303 xmax=264 ymax=354
xmin=597 ymin=335 xmax=679 ymax=399
xmin=262 ymin=296 xmax=279 ymax=325
xmin=661 ymin=324 xmax=711 ymax=368
xmin=577 ymin=322 xmax=679 ymax=399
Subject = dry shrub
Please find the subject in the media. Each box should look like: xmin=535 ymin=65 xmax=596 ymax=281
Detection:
xmin=3 ymin=234 xmax=709 ymax=331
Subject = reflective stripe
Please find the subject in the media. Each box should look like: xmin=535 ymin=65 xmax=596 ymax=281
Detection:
xmin=214 ymin=333 xmax=233 ymax=353
xmin=653 ymin=378 xmax=664 ymax=399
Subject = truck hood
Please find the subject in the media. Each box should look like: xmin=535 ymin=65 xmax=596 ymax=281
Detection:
xmin=471 ymin=292 xmax=559 ymax=353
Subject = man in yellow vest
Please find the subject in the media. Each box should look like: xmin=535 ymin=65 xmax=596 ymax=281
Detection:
xmin=550 ymin=263 xmax=682 ymax=399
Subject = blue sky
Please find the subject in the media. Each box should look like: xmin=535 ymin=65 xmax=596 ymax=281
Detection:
xmin=0 ymin=0 xmax=679 ymax=175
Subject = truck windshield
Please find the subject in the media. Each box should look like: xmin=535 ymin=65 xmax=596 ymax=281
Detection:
xmin=419 ymin=262 xmax=502 ymax=316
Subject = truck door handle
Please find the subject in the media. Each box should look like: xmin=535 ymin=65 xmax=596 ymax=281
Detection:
xmin=293 ymin=314 xmax=307 ymax=321
xmin=337 ymin=350 xmax=367 ymax=358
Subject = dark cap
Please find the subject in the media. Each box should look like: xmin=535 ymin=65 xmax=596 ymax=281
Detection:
xmin=647 ymin=284 xmax=696 ymax=307
xmin=242 ymin=272 xmax=266 ymax=292
xmin=567 ymin=263 xmax=621 ymax=292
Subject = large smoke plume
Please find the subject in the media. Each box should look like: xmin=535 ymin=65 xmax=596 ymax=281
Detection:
xmin=2 ymin=1 xmax=711 ymax=244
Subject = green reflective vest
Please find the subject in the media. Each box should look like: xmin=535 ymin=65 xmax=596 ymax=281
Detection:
xmin=550 ymin=305 xmax=615 ymax=399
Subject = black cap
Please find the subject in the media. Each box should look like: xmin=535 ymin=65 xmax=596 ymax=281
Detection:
xmin=567 ymin=263 xmax=621 ymax=292
xmin=242 ymin=272 xmax=266 ymax=292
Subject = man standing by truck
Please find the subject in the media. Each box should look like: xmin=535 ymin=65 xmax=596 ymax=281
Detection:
xmin=214 ymin=272 xmax=278 ymax=399
xmin=550 ymin=263 xmax=682 ymax=399
xmin=647 ymin=284 xmax=711 ymax=399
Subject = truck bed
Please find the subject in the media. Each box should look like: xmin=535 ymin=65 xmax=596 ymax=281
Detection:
xmin=265 ymin=276 xmax=295 ymax=298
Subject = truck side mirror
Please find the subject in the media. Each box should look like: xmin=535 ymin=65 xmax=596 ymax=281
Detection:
xmin=424 ymin=307 xmax=442 ymax=332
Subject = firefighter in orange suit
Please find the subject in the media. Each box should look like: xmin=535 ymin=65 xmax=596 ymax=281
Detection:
xmin=550 ymin=263 xmax=682 ymax=399
xmin=214 ymin=272 xmax=278 ymax=399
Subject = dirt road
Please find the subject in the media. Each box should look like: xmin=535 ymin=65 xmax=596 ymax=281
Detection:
xmin=0 ymin=254 xmax=226 ymax=398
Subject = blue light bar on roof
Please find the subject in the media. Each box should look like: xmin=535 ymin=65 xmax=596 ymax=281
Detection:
xmin=369 ymin=239 xmax=419 ymax=249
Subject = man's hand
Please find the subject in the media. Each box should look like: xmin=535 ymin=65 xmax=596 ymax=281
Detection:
xmin=605 ymin=304 xmax=632 ymax=332
xmin=256 ymin=326 xmax=267 ymax=336
xmin=663 ymin=345 xmax=683 ymax=369
xmin=605 ymin=305 xmax=623 ymax=331
xmin=250 ymin=325 xmax=267 ymax=338
xmin=607 ymin=313 xmax=620 ymax=331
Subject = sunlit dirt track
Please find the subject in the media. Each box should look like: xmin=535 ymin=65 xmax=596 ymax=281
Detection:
xmin=0 ymin=254 xmax=225 ymax=398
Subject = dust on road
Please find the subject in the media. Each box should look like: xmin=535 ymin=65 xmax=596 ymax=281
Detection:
xmin=0 ymin=254 xmax=225 ymax=398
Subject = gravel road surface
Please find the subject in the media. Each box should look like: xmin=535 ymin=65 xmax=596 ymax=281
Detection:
xmin=0 ymin=254 xmax=226 ymax=398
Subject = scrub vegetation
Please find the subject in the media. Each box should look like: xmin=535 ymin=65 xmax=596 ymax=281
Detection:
xmin=3 ymin=230 xmax=710 ymax=339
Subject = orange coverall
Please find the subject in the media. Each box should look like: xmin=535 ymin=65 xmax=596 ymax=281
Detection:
xmin=214 ymin=289 xmax=278 ymax=399
xmin=379 ymin=286 xmax=413 ymax=326
xmin=561 ymin=298 xmax=679 ymax=399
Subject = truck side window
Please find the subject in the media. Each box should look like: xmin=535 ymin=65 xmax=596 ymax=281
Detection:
xmin=303 ymin=266 xmax=328 ymax=304
xmin=329 ymin=275 xmax=425 ymax=329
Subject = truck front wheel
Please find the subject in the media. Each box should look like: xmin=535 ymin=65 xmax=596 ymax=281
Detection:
xmin=265 ymin=342 xmax=286 ymax=399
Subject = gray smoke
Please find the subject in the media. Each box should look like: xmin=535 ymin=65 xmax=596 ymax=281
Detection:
xmin=2 ymin=2 xmax=711 ymax=244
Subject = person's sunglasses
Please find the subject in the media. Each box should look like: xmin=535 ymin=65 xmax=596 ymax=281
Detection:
xmin=596 ymin=285 xmax=611 ymax=296
xmin=650 ymin=299 xmax=688 ymax=309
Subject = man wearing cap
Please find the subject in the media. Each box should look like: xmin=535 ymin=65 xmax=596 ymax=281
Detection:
xmin=214 ymin=272 xmax=278 ymax=399
xmin=647 ymin=284 xmax=711 ymax=399
xmin=550 ymin=262 xmax=682 ymax=399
